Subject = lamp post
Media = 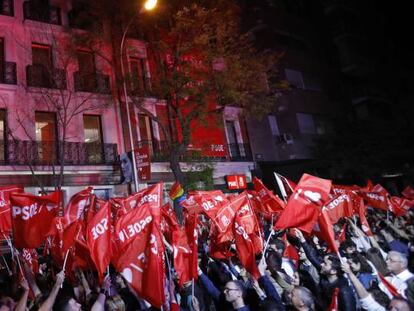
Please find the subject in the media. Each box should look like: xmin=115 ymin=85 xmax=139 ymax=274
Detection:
xmin=120 ymin=0 xmax=157 ymax=192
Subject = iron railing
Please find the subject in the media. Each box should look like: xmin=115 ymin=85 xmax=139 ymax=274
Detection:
xmin=136 ymin=140 xmax=253 ymax=162
xmin=23 ymin=1 xmax=61 ymax=25
xmin=0 ymin=0 xmax=14 ymax=16
xmin=0 ymin=62 xmax=16 ymax=85
xmin=74 ymin=71 xmax=111 ymax=94
xmin=0 ymin=140 xmax=118 ymax=166
xmin=26 ymin=65 xmax=67 ymax=89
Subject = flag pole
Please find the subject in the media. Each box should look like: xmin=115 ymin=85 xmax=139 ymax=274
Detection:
xmin=2 ymin=256 xmax=11 ymax=275
xmin=260 ymin=215 xmax=275 ymax=264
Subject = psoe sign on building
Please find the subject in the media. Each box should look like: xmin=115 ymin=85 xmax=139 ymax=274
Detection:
xmin=226 ymin=175 xmax=247 ymax=190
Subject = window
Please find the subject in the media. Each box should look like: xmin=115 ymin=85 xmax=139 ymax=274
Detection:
xmin=32 ymin=43 xmax=52 ymax=68
xmin=77 ymin=50 xmax=95 ymax=74
xmin=130 ymin=57 xmax=147 ymax=94
xmin=77 ymin=50 xmax=96 ymax=91
xmin=83 ymin=115 xmax=103 ymax=163
xmin=268 ymin=115 xmax=280 ymax=136
xmin=0 ymin=109 xmax=5 ymax=162
xmin=138 ymin=114 xmax=155 ymax=154
xmin=296 ymin=113 xmax=316 ymax=134
xmin=225 ymin=120 xmax=240 ymax=158
xmin=35 ymin=112 xmax=57 ymax=162
xmin=285 ymin=69 xmax=304 ymax=89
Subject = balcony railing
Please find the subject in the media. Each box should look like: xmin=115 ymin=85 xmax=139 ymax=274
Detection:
xmin=137 ymin=140 xmax=253 ymax=162
xmin=26 ymin=65 xmax=67 ymax=89
xmin=0 ymin=62 xmax=17 ymax=85
xmin=23 ymin=1 xmax=61 ymax=25
xmin=74 ymin=72 xmax=111 ymax=94
xmin=0 ymin=0 xmax=14 ymax=16
xmin=0 ymin=140 xmax=118 ymax=166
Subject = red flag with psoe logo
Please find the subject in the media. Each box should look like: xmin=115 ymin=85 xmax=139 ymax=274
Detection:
xmin=324 ymin=193 xmax=354 ymax=224
xmin=0 ymin=186 xmax=24 ymax=234
xmin=232 ymin=193 xmax=261 ymax=279
xmin=274 ymin=174 xmax=332 ymax=233
xmin=172 ymin=228 xmax=192 ymax=287
xmin=113 ymin=222 xmax=165 ymax=308
xmin=11 ymin=191 xmax=61 ymax=249
xmin=114 ymin=203 xmax=153 ymax=253
xmin=86 ymin=201 xmax=112 ymax=279
xmin=361 ymin=184 xmax=389 ymax=211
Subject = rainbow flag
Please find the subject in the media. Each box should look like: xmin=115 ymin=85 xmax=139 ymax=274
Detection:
xmin=169 ymin=182 xmax=184 ymax=200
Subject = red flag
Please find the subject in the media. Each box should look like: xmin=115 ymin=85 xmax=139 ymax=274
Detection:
xmin=358 ymin=199 xmax=373 ymax=236
xmin=324 ymin=193 xmax=354 ymax=224
xmin=185 ymin=213 xmax=199 ymax=282
xmin=318 ymin=209 xmax=339 ymax=255
xmin=21 ymin=248 xmax=39 ymax=274
xmin=0 ymin=186 xmax=24 ymax=234
xmin=172 ymin=228 xmax=192 ymax=287
xmin=86 ymin=201 xmax=112 ymax=279
xmin=328 ymin=288 xmax=339 ymax=311
xmin=232 ymin=193 xmax=261 ymax=279
xmin=282 ymin=233 xmax=299 ymax=264
xmin=64 ymin=187 xmax=93 ymax=225
xmin=274 ymin=174 xmax=332 ymax=233
xmin=182 ymin=190 xmax=228 ymax=220
xmin=114 ymin=222 xmax=165 ymax=308
xmin=389 ymin=196 xmax=413 ymax=216
xmin=115 ymin=183 xmax=163 ymax=219
xmin=114 ymin=203 xmax=153 ymax=252
xmin=378 ymin=273 xmax=401 ymax=298
xmin=253 ymin=177 xmax=285 ymax=213
xmin=402 ymin=186 xmax=414 ymax=200
xmin=331 ymin=184 xmax=360 ymax=196
xmin=361 ymin=184 xmax=389 ymax=211
xmin=11 ymin=191 xmax=61 ymax=249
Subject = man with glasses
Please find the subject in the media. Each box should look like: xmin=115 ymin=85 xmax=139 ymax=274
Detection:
xmin=223 ymin=281 xmax=250 ymax=311
xmin=381 ymin=251 xmax=414 ymax=298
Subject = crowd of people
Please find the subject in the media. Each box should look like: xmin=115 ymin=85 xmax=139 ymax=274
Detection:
xmin=0 ymin=182 xmax=413 ymax=311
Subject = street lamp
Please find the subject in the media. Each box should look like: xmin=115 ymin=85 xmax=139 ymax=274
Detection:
xmin=120 ymin=0 xmax=157 ymax=192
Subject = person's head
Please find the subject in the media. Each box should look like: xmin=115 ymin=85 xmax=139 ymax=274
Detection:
xmin=366 ymin=247 xmax=388 ymax=275
xmin=120 ymin=153 xmax=133 ymax=183
xmin=223 ymin=281 xmax=245 ymax=305
xmin=265 ymin=250 xmax=282 ymax=275
xmin=389 ymin=298 xmax=411 ymax=311
xmin=291 ymin=286 xmax=315 ymax=310
xmin=53 ymin=296 xmax=82 ymax=311
xmin=348 ymin=254 xmax=373 ymax=274
xmin=269 ymin=237 xmax=286 ymax=255
xmin=106 ymin=295 xmax=126 ymax=311
xmin=340 ymin=239 xmax=357 ymax=255
xmin=321 ymin=254 xmax=343 ymax=278
xmin=386 ymin=251 xmax=408 ymax=275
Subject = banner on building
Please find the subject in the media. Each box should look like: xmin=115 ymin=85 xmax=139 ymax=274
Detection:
xmin=136 ymin=145 xmax=151 ymax=181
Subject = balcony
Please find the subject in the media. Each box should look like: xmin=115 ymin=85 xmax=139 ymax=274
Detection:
xmin=26 ymin=65 xmax=67 ymax=89
xmin=74 ymin=72 xmax=111 ymax=94
xmin=0 ymin=62 xmax=17 ymax=84
xmin=0 ymin=140 xmax=118 ymax=166
xmin=137 ymin=140 xmax=253 ymax=162
xmin=23 ymin=1 xmax=61 ymax=25
xmin=0 ymin=0 xmax=14 ymax=16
